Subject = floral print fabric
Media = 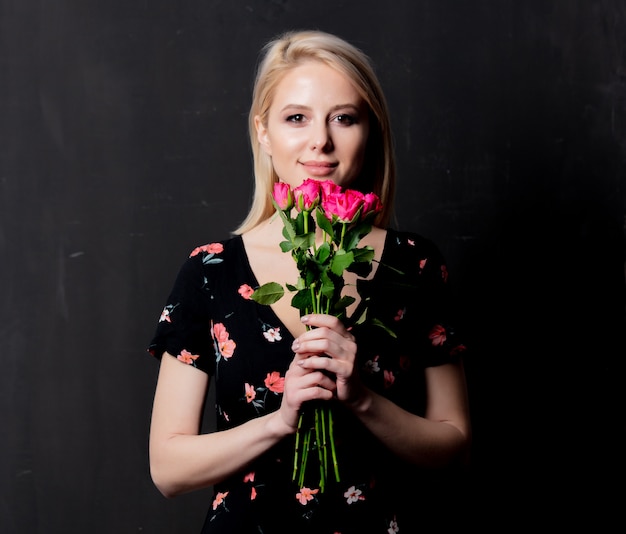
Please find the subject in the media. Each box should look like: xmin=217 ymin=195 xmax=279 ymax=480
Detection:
xmin=148 ymin=229 xmax=465 ymax=534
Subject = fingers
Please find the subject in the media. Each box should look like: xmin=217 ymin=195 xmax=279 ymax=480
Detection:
xmin=280 ymin=337 xmax=343 ymax=433
xmin=301 ymin=313 xmax=351 ymax=334
xmin=291 ymin=334 xmax=356 ymax=365
xmin=292 ymin=314 xmax=356 ymax=359
xmin=282 ymin=364 xmax=335 ymax=413
xmin=286 ymin=362 xmax=336 ymax=392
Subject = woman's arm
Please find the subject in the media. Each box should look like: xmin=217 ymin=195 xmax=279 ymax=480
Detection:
xmin=149 ymin=350 xmax=337 ymax=497
xmin=293 ymin=314 xmax=471 ymax=468
xmin=149 ymin=353 xmax=284 ymax=497
xmin=347 ymin=361 xmax=471 ymax=467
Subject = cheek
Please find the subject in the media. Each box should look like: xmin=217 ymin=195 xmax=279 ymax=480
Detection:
xmin=340 ymin=123 xmax=368 ymax=153
xmin=270 ymin=131 xmax=306 ymax=156
xmin=348 ymin=133 xmax=369 ymax=164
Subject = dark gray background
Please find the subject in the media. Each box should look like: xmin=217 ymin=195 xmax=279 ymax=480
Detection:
xmin=2 ymin=1 xmax=625 ymax=532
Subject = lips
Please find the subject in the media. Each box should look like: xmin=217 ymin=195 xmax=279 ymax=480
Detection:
xmin=300 ymin=160 xmax=338 ymax=177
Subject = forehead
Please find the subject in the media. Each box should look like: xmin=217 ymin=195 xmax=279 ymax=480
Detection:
xmin=271 ymin=61 xmax=362 ymax=105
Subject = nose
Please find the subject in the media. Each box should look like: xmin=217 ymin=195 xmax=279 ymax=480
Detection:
xmin=311 ymin=123 xmax=333 ymax=152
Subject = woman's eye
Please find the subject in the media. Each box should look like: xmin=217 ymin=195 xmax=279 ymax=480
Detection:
xmin=286 ymin=114 xmax=305 ymax=123
xmin=335 ymin=114 xmax=356 ymax=125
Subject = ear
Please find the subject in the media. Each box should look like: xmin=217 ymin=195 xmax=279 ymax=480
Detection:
xmin=254 ymin=115 xmax=272 ymax=156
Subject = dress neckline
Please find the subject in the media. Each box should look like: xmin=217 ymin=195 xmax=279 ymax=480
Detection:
xmin=235 ymin=228 xmax=393 ymax=338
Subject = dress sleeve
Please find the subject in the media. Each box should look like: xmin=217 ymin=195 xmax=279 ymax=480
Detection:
xmin=147 ymin=255 xmax=215 ymax=375
xmin=391 ymin=231 xmax=467 ymax=368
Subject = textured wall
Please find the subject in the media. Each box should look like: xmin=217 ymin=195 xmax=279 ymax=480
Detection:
xmin=1 ymin=1 xmax=624 ymax=532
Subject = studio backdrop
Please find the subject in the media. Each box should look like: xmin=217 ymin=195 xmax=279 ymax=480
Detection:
xmin=1 ymin=1 xmax=624 ymax=532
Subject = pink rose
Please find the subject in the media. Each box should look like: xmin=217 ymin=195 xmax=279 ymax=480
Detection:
xmin=319 ymin=179 xmax=342 ymax=199
xmin=321 ymin=189 xmax=364 ymax=223
xmin=360 ymin=192 xmax=383 ymax=221
xmin=272 ymin=182 xmax=293 ymax=211
xmin=293 ymin=178 xmax=321 ymax=212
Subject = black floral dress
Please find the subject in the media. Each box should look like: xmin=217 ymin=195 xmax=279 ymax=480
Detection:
xmin=148 ymin=228 xmax=466 ymax=534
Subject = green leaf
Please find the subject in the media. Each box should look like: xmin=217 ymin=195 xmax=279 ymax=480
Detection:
xmin=347 ymin=246 xmax=374 ymax=276
xmin=371 ymin=317 xmax=397 ymax=338
xmin=347 ymin=260 xmax=373 ymax=277
xmin=332 ymin=295 xmax=355 ymax=314
xmin=344 ymin=222 xmax=372 ymax=251
xmin=250 ymin=282 xmax=284 ymax=305
xmin=315 ymin=242 xmax=331 ymax=265
xmin=316 ymin=208 xmax=334 ymax=238
xmin=352 ymin=246 xmax=375 ymax=263
xmin=305 ymin=268 xmax=318 ymax=287
xmin=350 ymin=305 xmax=369 ymax=325
xmin=291 ymin=289 xmax=313 ymax=314
xmin=319 ymin=271 xmax=336 ymax=300
xmin=280 ymin=240 xmax=294 ymax=253
xmin=330 ymin=249 xmax=354 ymax=276
xmin=278 ymin=210 xmax=296 ymax=241
xmin=286 ymin=277 xmax=307 ymax=292
xmin=294 ymin=211 xmax=314 ymax=236
xmin=294 ymin=233 xmax=315 ymax=251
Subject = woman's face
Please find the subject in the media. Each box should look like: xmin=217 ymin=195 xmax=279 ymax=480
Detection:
xmin=255 ymin=61 xmax=370 ymax=189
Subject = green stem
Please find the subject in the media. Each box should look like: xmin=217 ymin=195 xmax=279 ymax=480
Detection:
xmin=321 ymin=408 xmax=328 ymax=479
xmin=329 ymin=408 xmax=340 ymax=482
xmin=292 ymin=413 xmax=304 ymax=481
xmin=315 ymin=409 xmax=325 ymax=493
xmin=304 ymin=211 xmax=317 ymax=254
xmin=310 ymin=285 xmax=318 ymax=316
xmin=339 ymin=222 xmax=347 ymax=250
xmin=300 ymin=427 xmax=312 ymax=488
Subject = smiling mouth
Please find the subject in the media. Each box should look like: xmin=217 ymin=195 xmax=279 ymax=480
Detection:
xmin=300 ymin=161 xmax=338 ymax=176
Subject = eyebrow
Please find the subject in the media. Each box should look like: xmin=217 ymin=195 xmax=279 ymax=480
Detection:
xmin=279 ymin=103 xmax=362 ymax=113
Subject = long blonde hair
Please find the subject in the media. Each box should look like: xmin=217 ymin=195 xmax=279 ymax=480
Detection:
xmin=233 ymin=30 xmax=396 ymax=235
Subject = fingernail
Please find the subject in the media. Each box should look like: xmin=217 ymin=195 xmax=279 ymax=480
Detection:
xmin=291 ymin=340 xmax=300 ymax=350
xmin=301 ymin=315 xmax=309 ymax=323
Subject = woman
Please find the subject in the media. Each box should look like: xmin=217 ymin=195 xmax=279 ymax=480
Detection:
xmin=147 ymin=30 xmax=471 ymax=533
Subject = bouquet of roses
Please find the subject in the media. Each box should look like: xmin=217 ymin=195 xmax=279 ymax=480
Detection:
xmin=250 ymin=178 xmax=383 ymax=493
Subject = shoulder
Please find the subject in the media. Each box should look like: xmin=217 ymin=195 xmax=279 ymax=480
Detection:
xmin=183 ymin=236 xmax=243 ymax=267
xmin=380 ymin=228 xmax=449 ymax=284
xmin=188 ymin=236 xmax=241 ymax=258
xmin=385 ymin=228 xmax=443 ymax=259
xmin=172 ymin=236 xmax=243 ymax=285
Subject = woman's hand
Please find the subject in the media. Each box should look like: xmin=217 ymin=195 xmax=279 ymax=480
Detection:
xmin=289 ymin=314 xmax=365 ymax=406
xmin=274 ymin=328 xmax=336 ymax=434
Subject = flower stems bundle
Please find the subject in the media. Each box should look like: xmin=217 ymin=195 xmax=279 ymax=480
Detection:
xmin=292 ymin=399 xmax=338 ymax=491
xmin=251 ymin=178 xmax=382 ymax=493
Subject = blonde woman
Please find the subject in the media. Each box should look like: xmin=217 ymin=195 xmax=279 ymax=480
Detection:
xmin=147 ymin=30 xmax=471 ymax=533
